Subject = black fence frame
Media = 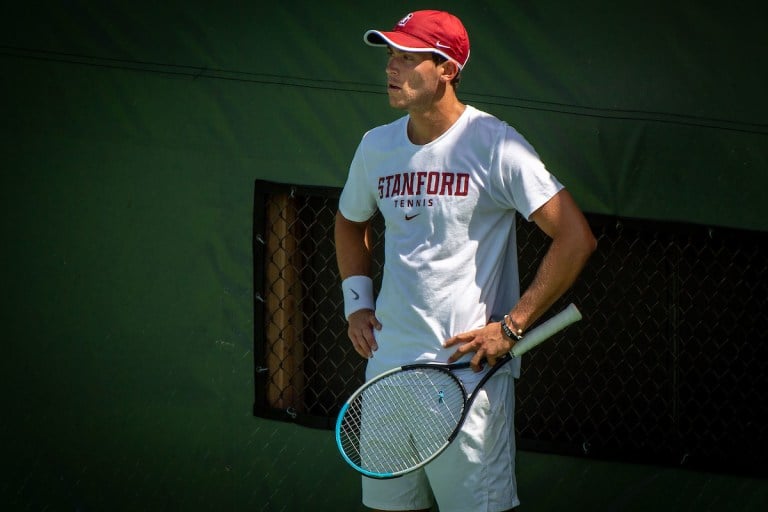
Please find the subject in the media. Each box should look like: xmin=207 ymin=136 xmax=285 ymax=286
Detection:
xmin=253 ymin=179 xmax=768 ymax=477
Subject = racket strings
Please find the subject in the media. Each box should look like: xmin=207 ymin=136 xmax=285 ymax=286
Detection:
xmin=338 ymin=367 xmax=466 ymax=476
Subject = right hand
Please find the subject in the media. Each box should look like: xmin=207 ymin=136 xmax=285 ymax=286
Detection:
xmin=347 ymin=309 xmax=382 ymax=359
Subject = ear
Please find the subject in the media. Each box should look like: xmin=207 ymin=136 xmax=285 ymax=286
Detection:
xmin=439 ymin=60 xmax=460 ymax=83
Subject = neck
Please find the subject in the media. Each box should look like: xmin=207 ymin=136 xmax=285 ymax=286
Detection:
xmin=407 ymin=93 xmax=466 ymax=145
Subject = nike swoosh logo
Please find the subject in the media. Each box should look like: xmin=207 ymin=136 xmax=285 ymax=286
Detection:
xmin=350 ymin=288 xmax=360 ymax=300
xmin=435 ymin=41 xmax=451 ymax=49
xmin=405 ymin=213 xmax=421 ymax=221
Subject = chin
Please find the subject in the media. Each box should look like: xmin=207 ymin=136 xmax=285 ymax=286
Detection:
xmin=388 ymin=97 xmax=407 ymax=110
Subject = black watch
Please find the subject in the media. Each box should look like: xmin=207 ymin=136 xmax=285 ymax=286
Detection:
xmin=501 ymin=314 xmax=524 ymax=341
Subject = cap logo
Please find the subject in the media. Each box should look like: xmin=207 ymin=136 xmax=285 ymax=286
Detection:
xmin=435 ymin=40 xmax=451 ymax=49
xmin=397 ymin=13 xmax=414 ymax=27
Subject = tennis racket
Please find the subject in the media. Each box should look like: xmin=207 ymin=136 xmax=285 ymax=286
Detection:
xmin=335 ymin=302 xmax=582 ymax=479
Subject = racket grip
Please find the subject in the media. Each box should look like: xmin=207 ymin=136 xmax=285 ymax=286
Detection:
xmin=510 ymin=303 xmax=582 ymax=357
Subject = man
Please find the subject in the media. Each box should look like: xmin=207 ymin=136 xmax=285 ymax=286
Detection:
xmin=335 ymin=9 xmax=596 ymax=512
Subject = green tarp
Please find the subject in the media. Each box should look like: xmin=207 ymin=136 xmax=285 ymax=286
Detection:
xmin=3 ymin=0 xmax=767 ymax=231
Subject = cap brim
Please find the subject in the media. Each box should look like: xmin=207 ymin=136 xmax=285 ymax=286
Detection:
xmin=364 ymin=29 xmax=433 ymax=52
xmin=363 ymin=29 xmax=463 ymax=69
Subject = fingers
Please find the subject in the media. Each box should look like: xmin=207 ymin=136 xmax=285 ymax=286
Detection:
xmin=443 ymin=331 xmax=473 ymax=348
xmin=445 ymin=327 xmax=479 ymax=363
xmin=446 ymin=323 xmax=508 ymax=371
xmin=471 ymin=351 xmax=487 ymax=372
xmin=347 ymin=309 xmax=381 ymax=359
xmin=450 ymin=344 xmax=486 ymax=372
xmin=446 ymin=334 xmax=477 ymax=364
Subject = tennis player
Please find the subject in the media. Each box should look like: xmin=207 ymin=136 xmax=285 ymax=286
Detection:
xmin=335 ymin=10 xmax=597 ymax=512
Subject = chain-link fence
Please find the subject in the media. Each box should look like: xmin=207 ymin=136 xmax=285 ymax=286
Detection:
xmin=252 ymin=180 xmax=767 ymax=476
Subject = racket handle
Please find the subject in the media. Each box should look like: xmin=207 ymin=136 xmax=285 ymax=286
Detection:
xmin=510 ymin=303 xmax=582 ymax=357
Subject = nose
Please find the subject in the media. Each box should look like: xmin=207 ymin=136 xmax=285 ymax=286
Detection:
xmin=385 ymin=56 xmax=398 ymax=76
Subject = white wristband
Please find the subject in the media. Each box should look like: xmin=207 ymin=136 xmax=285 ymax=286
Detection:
xmin=342 ymin=275 xmax=375 ymax=319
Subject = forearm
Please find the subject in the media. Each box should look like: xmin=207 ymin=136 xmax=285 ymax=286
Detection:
xmin=511 ymin=233 xmax=594 ymax=331
xmin=335 ymin=210 xmax=381 ymax=357
xmin=334 ymin=210 xmax=373 ymax=279
xmin=507 ymin=190 xmax=597 ymax=332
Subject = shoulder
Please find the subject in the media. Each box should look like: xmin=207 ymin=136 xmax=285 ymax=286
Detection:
xmin=462 ymin=105 xmax=511 ymax=142
xmin=362 ymin=115 xmax=408 ymax=143
xmin=465 ymin=106 xmax=541 ymax=159
xmin=464 ymin=105 xmax=505 ymax=126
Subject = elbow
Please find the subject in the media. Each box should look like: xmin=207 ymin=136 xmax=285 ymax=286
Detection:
xmin=580 ymin=228 xmax=598 ymax=265
xmin=570 ymin=224 xmax=597 ymax=265
xmin=587 ymin=230 xmax=598 ymax=255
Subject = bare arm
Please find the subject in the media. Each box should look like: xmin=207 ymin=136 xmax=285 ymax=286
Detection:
xmin=335 ymin=210 xmax=373 ymax=279
xmin=446 ymin=189 xmax=596 ymax=369
xmin=508 ymin=188 xmax=597 ymax=331
xmin=334 ymin=211 xmax=381 ymax=358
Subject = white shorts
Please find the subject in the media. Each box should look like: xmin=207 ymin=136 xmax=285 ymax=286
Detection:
xmin=362 ymin=373 xmax=519 ymax=512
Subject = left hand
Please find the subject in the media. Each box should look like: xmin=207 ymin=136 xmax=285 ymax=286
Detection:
xmin=444 ymin=322 xmax=514 ymax=372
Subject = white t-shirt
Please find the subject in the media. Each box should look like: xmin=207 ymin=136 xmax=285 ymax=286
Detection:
xmin=339 ymin=105 xmax=563 ymax=386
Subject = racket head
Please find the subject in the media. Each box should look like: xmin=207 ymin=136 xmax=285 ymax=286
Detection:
xmin=335 ymin=364 xmax=468 ymax=479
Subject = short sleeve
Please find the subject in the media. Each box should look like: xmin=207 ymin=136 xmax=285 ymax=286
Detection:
xmin=338 ymin=137 xmax=378 ymax=222
xmin=489 ymin=125 xmax=564 ymax=220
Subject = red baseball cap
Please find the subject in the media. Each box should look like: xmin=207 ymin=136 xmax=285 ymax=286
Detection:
xmin=364 ymin=10 xmax=470 ymax=70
